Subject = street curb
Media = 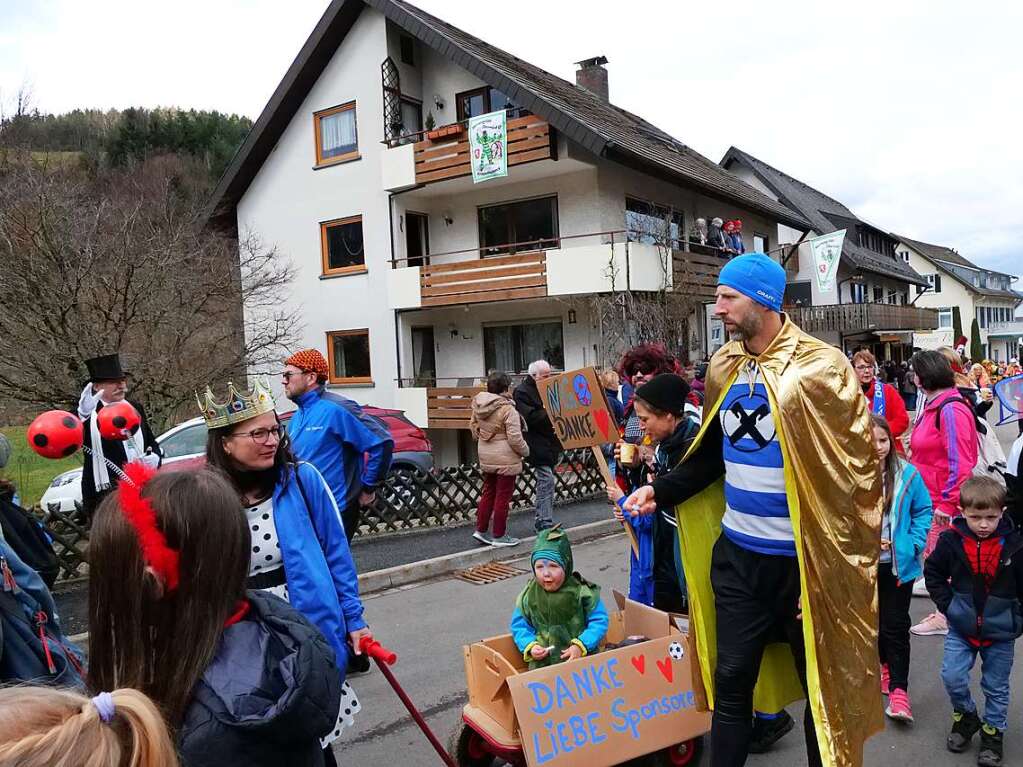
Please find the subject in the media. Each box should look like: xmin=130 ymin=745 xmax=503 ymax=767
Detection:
xmin=357 ymin=517 xmax=623 ymax=595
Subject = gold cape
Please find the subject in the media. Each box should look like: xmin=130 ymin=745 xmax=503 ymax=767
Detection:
xmin=676 ymin=316 xmax=883 ymax=767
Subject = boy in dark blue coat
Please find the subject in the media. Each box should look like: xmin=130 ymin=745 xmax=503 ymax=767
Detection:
xmin=925 ymin=477 xmax=1023 ymax=767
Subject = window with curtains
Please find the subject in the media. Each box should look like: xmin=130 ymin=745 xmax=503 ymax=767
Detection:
xmin=320 ymin=216 xmax=365 ymax=276
xmin=326 ymin=329 xmax=372 ymax=384
xmin=483 ymin=320 xmax=564 ymax=374
xmin=397 ymin=98 xmax=422 ymax=144
xmin=314 ymin=102 xmax=359 ymax=165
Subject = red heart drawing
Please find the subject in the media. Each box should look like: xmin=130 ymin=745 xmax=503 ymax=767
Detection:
xmin=593 ymin=409 xmax=611 ymax=441
xmin=656 ymin=657 xmax=674 ymax=683
xmin=630 ymin=655 xmax=646 ymax=675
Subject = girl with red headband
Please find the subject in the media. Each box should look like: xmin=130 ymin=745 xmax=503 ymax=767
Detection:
xmin=88 ymin=466 xmax=343 ymax=766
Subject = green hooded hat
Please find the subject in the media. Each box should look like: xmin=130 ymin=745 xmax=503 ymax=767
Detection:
xmin=517 ymin=526 xmax=600 ymax=669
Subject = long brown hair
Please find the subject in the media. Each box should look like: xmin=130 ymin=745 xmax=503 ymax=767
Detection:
xmin=871 ymin=414 xmax=899 ymax=513
xmin=204 ymin=412 xmax=296 ymax=500
xmin=88 ymin=469 xmax=250 ymax=728
xmin=0 ymin=686 xmax=179 ymax=767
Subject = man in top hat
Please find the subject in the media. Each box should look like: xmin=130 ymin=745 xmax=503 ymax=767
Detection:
xmin=77 ymin=353 xmax=160 ymax=519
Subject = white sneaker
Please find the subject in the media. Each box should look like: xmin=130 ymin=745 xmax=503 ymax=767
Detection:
xmin=912 ymin=578 xmax=929 ymax=597
xmin=473 ymin=530 xmax=492 ymax=545
xmin=489 ymin=535 xmax=521 ymax=547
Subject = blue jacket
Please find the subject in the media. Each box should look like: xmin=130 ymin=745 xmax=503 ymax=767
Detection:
xmin=511 ymin=599 xmax=609 ymax=656
xmin=925 ymin=516 xmax=1023 ymax=643
xmin=273 ymin=461 xmax=366 ymax=680
xmin=288 ymin=387 xmax=393 ymax=510
xmin=0 ymin=539 xmax=85 ymax=687
xmin=887 ymin=459 xmax=934 ymax=582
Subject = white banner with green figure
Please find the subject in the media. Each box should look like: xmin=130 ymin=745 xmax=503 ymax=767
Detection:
xmin=468 ymin=110 xmax=507 ymax=183
xmin=809 ymin=229 xmax=846 ymax=293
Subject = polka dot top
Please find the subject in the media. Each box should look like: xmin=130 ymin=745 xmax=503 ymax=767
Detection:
xmin=246 ymin=497 xmax=288 ymax=601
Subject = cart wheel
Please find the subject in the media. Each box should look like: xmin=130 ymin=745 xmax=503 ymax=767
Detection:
xmin=651 ymin=736 xmax=703 ymax=766
xmin=449 ymin=721 xmax=496 ymax=767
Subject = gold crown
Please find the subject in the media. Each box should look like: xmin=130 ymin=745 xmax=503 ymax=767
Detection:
xmin=196 ymin=377 xmax=276 ymax=429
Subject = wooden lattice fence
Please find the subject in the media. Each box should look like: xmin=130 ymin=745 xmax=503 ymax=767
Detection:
xmin=37 ymin=448 xmax=603 ymax=584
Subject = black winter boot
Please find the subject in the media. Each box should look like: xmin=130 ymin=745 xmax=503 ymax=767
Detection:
xmin=947 ymin=709 xmax=982 ymax=752
xmin=977 ymin=725 xmax=1004 ymax=767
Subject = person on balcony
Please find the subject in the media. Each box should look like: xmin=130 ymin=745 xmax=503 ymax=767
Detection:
xmin=691 ymin=218 xmax=709 ymax=246
xmin=514 ymin=360 xmax=561 ymax=532
xmin=853 ymin=350 xmax=909 ymax=455
xmin=470 ymin=371 xmax=529 ymax=548
xmin=707 ymin=217 xmax=728 ymax=252
xmin=725 ymin=219 xmax=746 ymax=257
xmin=281 ymin=349 xmax=393 ymax=544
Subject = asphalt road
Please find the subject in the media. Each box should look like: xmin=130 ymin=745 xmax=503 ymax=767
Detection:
xmin=335 ymin=533 xmax=1023 ymax=766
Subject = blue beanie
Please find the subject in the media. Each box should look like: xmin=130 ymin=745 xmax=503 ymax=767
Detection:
xmin=717 ymin=253 xmax=786 ymax=313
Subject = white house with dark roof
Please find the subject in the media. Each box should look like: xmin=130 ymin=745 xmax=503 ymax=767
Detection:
xmin=720 ymin=147 xmax=937 ymax=361
xmin=207 ymin=0 xmax=809 ymax=462
xmin=894 ymin=236 xmax=1020 ymax=361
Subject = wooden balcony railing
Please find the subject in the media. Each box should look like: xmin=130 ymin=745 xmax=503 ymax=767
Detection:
xmin=421 ymin=251 xmax=547 ymax=308
xmin=672 ymin=246 xmax=730 ymax=300
xmin=426 ymin=386 xmax=482 ymax=429
xmin=413 ymin=115 xmax=554 ymax=185
xmin=787 ymin=303 xmax=939 ymax=334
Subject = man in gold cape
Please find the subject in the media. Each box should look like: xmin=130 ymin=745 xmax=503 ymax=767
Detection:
xmin=626 ymin=253 xmax=882 ymax=767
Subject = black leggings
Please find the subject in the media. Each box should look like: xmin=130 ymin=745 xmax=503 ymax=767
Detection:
xmin=323 ymin=746 xmax=338 ymax=767
xmin=709 ymin=536 xmax=822 ymax=767
xmin=877 ymin=562 xmax=914 ymax=691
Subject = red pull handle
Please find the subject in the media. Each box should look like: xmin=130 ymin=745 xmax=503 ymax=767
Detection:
xmin=359 ymin=636 xmax=397 ymax=665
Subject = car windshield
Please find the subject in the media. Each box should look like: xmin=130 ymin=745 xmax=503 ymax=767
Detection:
xmin=159 ymin=423 xmax=208 ymax=459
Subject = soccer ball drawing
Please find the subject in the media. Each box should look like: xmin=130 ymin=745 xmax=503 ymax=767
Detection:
xmin=668 ymin=641 xmax=685 ymax=661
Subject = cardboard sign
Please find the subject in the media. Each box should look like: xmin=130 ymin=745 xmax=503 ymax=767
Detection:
xmin=507 ymin=634 xmax=709 ymax=767
xmin=538 ymin=368 xmax=619 ymax=449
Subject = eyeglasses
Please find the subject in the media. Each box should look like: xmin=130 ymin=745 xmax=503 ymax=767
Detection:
xmin=230 ymin=426 xmax=282 ymax=444
xmin=853 ymin=364 xmax=874 ymax=372
xmin=281 ymin=370 xmax=312 ymax=381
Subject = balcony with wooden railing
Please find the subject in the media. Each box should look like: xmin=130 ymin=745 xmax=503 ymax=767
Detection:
xmin=787 ymin=303 xmax=939 ymax=334
xmin=420 ymin=251 xmax=548 ymax=308
xmin=414 ymin=114 xmax=554 ymax=185
xmin=386 ymin=230 xmax=738 ymax=311
xmin=380 ymin=112 xmax=556 ymax=191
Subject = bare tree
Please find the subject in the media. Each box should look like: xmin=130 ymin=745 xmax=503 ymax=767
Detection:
xmin=589 ymin=204 xmax=705 ymax=367
xmin=0 ymin=151 xmax=298 ymax=429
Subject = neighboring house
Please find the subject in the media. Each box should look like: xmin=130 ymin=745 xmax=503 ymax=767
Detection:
xmin=720 ymin=147 xmax=936 ymax=361
xmin=206 ymin=0 xmax=808 ymax=463
xmin=894 ymin=236 xmax=1021 ymax=361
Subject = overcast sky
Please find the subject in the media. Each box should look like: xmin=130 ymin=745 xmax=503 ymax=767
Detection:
xmin=2 ymin=0 xmax=1020 ymax=278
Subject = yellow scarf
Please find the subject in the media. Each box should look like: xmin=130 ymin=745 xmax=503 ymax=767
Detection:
xmin=677 ymin=316 xmax=883 ymax=767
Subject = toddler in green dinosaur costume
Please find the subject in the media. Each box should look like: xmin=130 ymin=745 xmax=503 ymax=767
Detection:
xmin=510 ymin=526 xmax=610 ymax=669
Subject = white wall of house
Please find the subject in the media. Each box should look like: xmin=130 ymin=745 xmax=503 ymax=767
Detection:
xmin=595 ymin=159 xmax=779 ymax=255
xmin=897 ymin=242 xmax=1000 ymax=353
xmin=237 ymin=8 xmax=398 ymax=409
xmin=396 ymin=298 xmax=596 ymax=381
xmin=392 ymin=166 xmax=601 ymax=265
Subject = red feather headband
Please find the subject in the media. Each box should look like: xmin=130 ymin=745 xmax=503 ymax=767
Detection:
xmin=117 ymin=462 xmax=180 ymax=594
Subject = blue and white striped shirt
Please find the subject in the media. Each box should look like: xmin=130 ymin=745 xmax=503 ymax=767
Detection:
xmin=718 ymin=363 xmax=794 ymax=556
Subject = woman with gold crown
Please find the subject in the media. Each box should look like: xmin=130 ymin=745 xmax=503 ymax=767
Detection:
xmin=198 ymin=377 xmax=370 ymax=765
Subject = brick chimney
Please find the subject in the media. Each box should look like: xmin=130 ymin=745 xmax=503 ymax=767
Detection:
xmin=575 ymin=56 xmax=609 ymax=102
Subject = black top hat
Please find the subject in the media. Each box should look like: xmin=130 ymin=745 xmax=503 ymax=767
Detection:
xmin=84 ymin=353 xmax=129 ymax=382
